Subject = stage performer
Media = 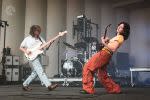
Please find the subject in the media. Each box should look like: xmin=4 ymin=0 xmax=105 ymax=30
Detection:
xmin=20 ymin=25 xmax=58 ymax=91
xmin=80 ymin=22 xmax=130 ymax=94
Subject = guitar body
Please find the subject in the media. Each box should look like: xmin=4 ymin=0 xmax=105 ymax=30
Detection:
xmin=25 ymin=43 xmax=44 ymax=60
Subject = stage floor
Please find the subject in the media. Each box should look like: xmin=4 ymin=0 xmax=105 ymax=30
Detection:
xmin=0 ymin=85 xmax=149 ymax=100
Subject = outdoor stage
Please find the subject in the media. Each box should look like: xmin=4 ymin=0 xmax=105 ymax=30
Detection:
xmin=0 ymin=85 xmax=149 ymax=100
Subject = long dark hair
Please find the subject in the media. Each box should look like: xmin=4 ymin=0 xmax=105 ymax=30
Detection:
xmin=29 ymin=25 xmax=41 ymax=37
xmin=118 ymin=22 xmax=130 ymax=40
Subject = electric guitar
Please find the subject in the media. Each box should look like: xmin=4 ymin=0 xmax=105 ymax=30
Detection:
xmin=25 ymin=31 xmax=67 ymax=60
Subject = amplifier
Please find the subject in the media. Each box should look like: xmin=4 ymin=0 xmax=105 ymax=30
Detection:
xmin=12 ymin=68 xmax=19 ymax=81
xmin=5 ymin=68 xmax=19 ymax=81
xmin=5 ymin=56 xmax=20 ymax=66
xmin=5 ymin=56 xmax=13 ymax=65
xmin=13 ymin=56 xmax=20 ymax=65
xmin=5 ymin=68 xmax=12 ymax=81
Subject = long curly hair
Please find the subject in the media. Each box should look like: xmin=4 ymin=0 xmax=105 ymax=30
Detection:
xmin=118 ymin=22 xmax=130 ymax=40
xmin=29 ymin=25 xmax=41 ymax=37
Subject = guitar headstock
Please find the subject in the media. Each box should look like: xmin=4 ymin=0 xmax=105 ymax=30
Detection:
xmin=59 ymin=31 xmax=67 ymax=36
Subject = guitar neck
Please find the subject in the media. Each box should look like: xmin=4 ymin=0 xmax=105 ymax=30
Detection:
xmin=39 ymin=35 xmax=60 ymax=50
xmin=104 ymin=24 xmax=111 ymax=39
xmin=104 ymin=29 xmax=107 ymax=39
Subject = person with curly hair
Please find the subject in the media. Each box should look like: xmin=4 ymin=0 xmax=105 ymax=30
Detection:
xmin=80 ymin=22 xmax=130 ymax=94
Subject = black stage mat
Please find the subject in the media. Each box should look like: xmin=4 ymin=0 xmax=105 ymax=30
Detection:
xmin=0 ymin=85 xmax=149 ymax=100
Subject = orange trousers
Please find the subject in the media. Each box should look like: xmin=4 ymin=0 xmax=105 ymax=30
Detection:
xmin=82 ymin=50 xmax=121 ymax=94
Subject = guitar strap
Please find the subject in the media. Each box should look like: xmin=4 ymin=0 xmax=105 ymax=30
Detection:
xmin=39 ymin=37 xmax=43 ymax=44
xmin=39 ymin=37 xmax=50 ymax=50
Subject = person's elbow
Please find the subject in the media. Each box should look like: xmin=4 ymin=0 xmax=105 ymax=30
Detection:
xmin=19 ymin=47 xmax=26 ymax=52
xmin=19 ymin=47 xmax=23 ymax=51
xmin=19 ymin=47 xmax=22 ymax=51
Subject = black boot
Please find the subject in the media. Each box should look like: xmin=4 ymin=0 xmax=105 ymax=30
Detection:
xmin=48 ymin=84 xmax=58 ymax=91
xmin=22 ymin=86 xmax=32 ymax=91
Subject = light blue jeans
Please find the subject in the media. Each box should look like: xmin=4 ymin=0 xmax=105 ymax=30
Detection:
xmin=23 ymin=56 xmax=51 ymax=87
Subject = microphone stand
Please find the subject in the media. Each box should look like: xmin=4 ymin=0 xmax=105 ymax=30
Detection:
xmin=0 ymin=20 xmax=9 ymax=82
xmin=57 ymin=38 xmax=60 ymax=77
xmin=54 ymin=38 xmax=61 ymax=78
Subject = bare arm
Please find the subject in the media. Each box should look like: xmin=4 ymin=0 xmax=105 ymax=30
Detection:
xmin=19 ymin=47 xmax=31 ymax=55
xmin=101 ymin=37 xmax=120 ymax=52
